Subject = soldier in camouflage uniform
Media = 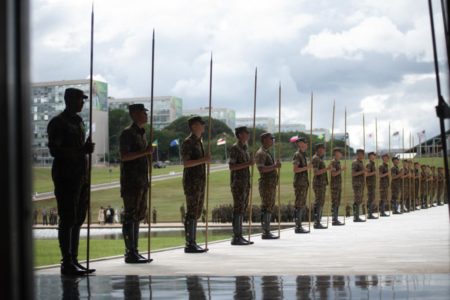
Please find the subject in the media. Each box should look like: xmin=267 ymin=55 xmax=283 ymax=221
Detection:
xmin=391 ymin=157 xmax=402 ymax=214
xmin=229 ymin=126 xmax=254 ymax=245
xmin=420 ymin=164 xmax=428 ymax=208
xmin=47 ymin=88 xmax=95 ymax=275
xmin=400 ymin=160 xmax=410 ymax=212
xmin=119 ymin=104 xmax=153 ymax=263
xmin=329 ymin=147 xmax=345 ymax=226
xmin=255 ymin=132 xmax=281 ymax=239
xmin=378 ymin=154 xmax=390 ymax=217
xmin=352 ymin=149 xmax=366 ymax=222
xmin=365 ymin=152 xmax=378 ymax=219
xmin=312 ymin=143 xmax=330 ymax=229
xmin=413 ymin=162 xmax=421 ymax=209
xmin=181 ymin=116 xmax=211 ymax=253
xmin=437 ymin=167 xmax=444 ymax=206
xmin=292 ymin=137 xmax=312 ymax=233
xmin=430 ymin=166 xmax=437 ymax=207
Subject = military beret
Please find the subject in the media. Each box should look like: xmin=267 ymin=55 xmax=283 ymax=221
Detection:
xmin=332 ymin=147 xmax=342 ymax=153
xmin=296 ymin=137 xmax=307 ymax=143
xmin=187 ymin=115 xmax=205 ymax=127
xmin=128 ymin=103 xmax=148 ymax=113
xmin=438 ymin=166 xmax=444 ymax=170
xmin=315 ymin=143 xmax=325 ymax=150
xmin=382 ymin=153 xmax=389 ymax=158
xmin=368 ymin=152 xmax=376 ymax=156
xmin=392 ymin=156 xmax=399 ymax=162
xmin=235 ymin=126 xmax=249 ymax=136
xmin=260 ymin=132 xmax=274 ymax=140
xmin=431 ymin=166 xmax=436 ymax=169
xmin=356 ymin=149 xmax=365 ymax=154
xmin=64 ymin=88 xmax=88 ymax=101
xmin=421 ymin=164 xmax=426 ymax=168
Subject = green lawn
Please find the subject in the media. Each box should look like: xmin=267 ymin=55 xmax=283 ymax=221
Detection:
xmin=33 ymin=157 xmax=445 ymax=222
xmin=33 ymin=165 xmax=184 ymax=194
xmin=34 ymin=232 xmax=229 ymax=267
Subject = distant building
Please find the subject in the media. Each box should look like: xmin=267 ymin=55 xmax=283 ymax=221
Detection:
xmin=184 ymin=107 xmax=236 ymax=129
xmin=279 ymin=123 xmax=306 ymax=133
xmin=31 ymin=79 xmax=109 ymax=166
xmin=110 ymin=96 xmax=183 ymax=130
xmin=300 ymin=128 xmax=331 ymax=141
xmin=236 ymin=117 xmax=275 ymax=133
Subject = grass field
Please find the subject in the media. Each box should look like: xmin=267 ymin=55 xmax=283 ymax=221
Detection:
xmin=32 ymin=157 xmax=445 ymax=222
xmin=34 ymin=232 xmax=229 ymax=267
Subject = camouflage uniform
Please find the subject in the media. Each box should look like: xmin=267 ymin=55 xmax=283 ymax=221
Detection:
xmin=229 ymin=141 xmax=251 ymax=214
xmin=47 ymin=108 xmax=89 ymax=270
xmin=365 ymin=160 xmax=376 ymax=215
xmin=330 ymin=159 xmax=342 ymax=209
xmin=379 ymin=162 xmax=390 ymax=214
xmin=120 ymin=123 xmax=149 ymax=223
xmin=391 ymin=165 xmax=401 ymax=212
xmin=255 ymin=146 xmax=277 ymax=213
xmin=401 ymin=167 xmax=410 ymax=211
xmin=414 ymin=168 xmax=420 ymax=207
xmin=181 ymin=133 xmax=206 ymax=220
xmin=352 ymin=159 xmax=365 ymax=205
xmin=312 ymin=154 xmax=328 ymax=226
xmin=430 ymin=171 xmax=437 ymax=205
xmin=292 ymin=150 xmax=309 ymax=210
xmin=420 ymin=169 xmax=428 ymax=207
xmin=437 ymin=171 xmax=444 ymax=205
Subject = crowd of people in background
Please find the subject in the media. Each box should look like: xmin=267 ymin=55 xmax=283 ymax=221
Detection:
xmin=33 ymin=208 xmax=59 ymax=225
xmin=98 ymin=206 xmax=124 ymax=224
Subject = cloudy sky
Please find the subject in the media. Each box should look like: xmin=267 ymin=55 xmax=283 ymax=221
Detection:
xmin=31 ymin=0 xmax=449 ymax=151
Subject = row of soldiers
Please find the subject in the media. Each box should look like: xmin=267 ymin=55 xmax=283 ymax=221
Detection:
xmin=47 ymin=88 xmax=448 ymax=275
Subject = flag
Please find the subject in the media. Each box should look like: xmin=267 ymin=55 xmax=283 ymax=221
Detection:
xmin=152 ymin=139 xmax=158 ymax=147
xmin=289 ymin=135 xmax=298 ymax=143
xmin=393 ymin=131 xmax=399 ymax=136
xmin=317 ymin=134 xmax=324 ymax=140
xmin=170 ymin=139 xmax=179 ymax=147
xmin=217 ymin=138 xmax=226 ymax=146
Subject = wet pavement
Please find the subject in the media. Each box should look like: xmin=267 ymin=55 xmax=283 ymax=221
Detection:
xmin=35 ymin=274 xmax=450 ymax=299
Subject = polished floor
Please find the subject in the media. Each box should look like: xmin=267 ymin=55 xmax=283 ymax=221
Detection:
xmin=35 ymin=274 xmax=450 ymax=299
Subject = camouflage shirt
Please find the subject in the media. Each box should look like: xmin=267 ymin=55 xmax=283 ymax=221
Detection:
xmin=391 ymin=165 xmax=401 ymax=188
xmin=330 ymin=159 xmax=341 ymax=187
xmin=366 ymin=160 xmax=376 ymax=186
xmin=379 ymin=163 xmax=389 ymax=188
xmin=352 ymin=159 xmax=365 ymax=186
xmin=47 ymin=109 xmax=88 ymax=181
xmin=255 ymin=146 xmax=277 ymax=181
xmin=181 ymin=133 xmax=206 ymax=189
xmin=292 ymin=150 xmax=309 ymax=186
xmin=119 ymin=123 xmax=149 ymax=194
xmin=229 ymin=141 xmax=250 ymax=186
xmin=312 ymin=154 xmax=328 ymax=187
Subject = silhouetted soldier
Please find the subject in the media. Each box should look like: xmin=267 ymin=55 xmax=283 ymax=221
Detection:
xmin=42 ymin=208 xmax=48 ymax=225
xmin=119 ymin=104 xmax=153 ymax=263
xmin=47 ymin=88 xmax=95 ymax=275
xmin=180 ymin=204 xmax=186 ymax=224
xmin=152 ymin=207 xmax=157 ymax=224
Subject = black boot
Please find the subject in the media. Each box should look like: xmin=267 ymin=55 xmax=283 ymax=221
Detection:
xmin=295 ymin=208 xmax=310 ymax=233
xmin=380 ymin=203 xmax=389 ymax=217
xmin=184 ymin=218 xmax=207 ymax=253
xmin=71 ymin=226 xmax=96 ymax=273
xmin=261 ymin=211 xmax=279 ymax=239
xmin=231 ymin=213 xmax=249 ymax=245
xmin=313 ymin=205 xmax=327 ymax=229
xmin=392 ymin=200 xmax=401 ymax=214
xmin=134 ymin=222 xmax=152 ymax=263
xmin=331 ymin=205 xmax=344 ymax=226
xmin=59 ymin=226 xmax=86 ymax=276
xmin=353 ymin=203 xmax=365 ymax=222
xmin=123 ymin=222 xmax=148 ymax=263
xmin=238 ymin=214 xmax=254 ymax=245
xmin=367 ymin=203 xmax=378 ymax=219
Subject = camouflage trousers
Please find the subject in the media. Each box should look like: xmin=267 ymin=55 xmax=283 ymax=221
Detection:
xmin=184 ymin=183 xmax=206 ymax=220
xmin=379 ymin=186 xmax=388 ymax=207
xmin=352 ymin=184 xmax=364 ymax=205
xmin=313 ymin=185 xmax=326 ymax=207
xmin=330 ymin=185 xmax=341 ymax=207
xmin=259 ymin=179 xmax=277 ymax=213
xmin=122 ymin=188 xmax=148 ymax=223
xmin=231 ymin=182 xmax=250 ymax=215
xmin=437 ymin=187 xmax=443 ymax=203
xmin=54 ymin=178 xmax=89 ymax=230
xmin=366 ymin=184 xmax=376 ymax=210
xmin=294 ymin=183 xmax=308 ymax=209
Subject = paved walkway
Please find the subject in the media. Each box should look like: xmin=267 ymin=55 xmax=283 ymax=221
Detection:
xmin=36 ymin=206 xmax=449 ymax=276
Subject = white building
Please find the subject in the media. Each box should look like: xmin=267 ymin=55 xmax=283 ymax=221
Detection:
xmin=184 ymin=107 xmax=236 ymax=129
xmin=236 ymin=117 xmax=275 ymax=133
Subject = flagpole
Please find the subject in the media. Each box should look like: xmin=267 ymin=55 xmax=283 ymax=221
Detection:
xmin=276 ymin=82 xmax=282 ymax=237
xmin=86 ymin=2 xmax=95 ymax=270
xmin=308 ymin=92 xmax=314 ymax=231
xmin=145 ymin=29 xmax=156 ymax=261
xmin=410 ymin=132 xmax=414 ymax=211
xmin=362 ymin=114 xmax=368 ymax=220
xmin=327 ymin=100 xmax=335 ymax=227
xmin=343 ymin=107 xmax=347 ymax=224
xmin=388 ymin=123 xmax=392 ymax=215
xmin=402 ymin=128 xmax=405 ymax=212
xmin=247 ymin=67 xmax=257 ymax=242
xmin=204 ymin=53 xmax=213 ymax=250
xmin=375 ymin=118 xmax=379 ymax=217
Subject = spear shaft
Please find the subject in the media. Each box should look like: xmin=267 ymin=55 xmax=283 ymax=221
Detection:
xmin=247 ymin=68 xmax=257 ymax=241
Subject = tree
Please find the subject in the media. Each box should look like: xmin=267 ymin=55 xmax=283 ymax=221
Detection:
xmin=108 ymin=109 xmax=131 ymax=163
